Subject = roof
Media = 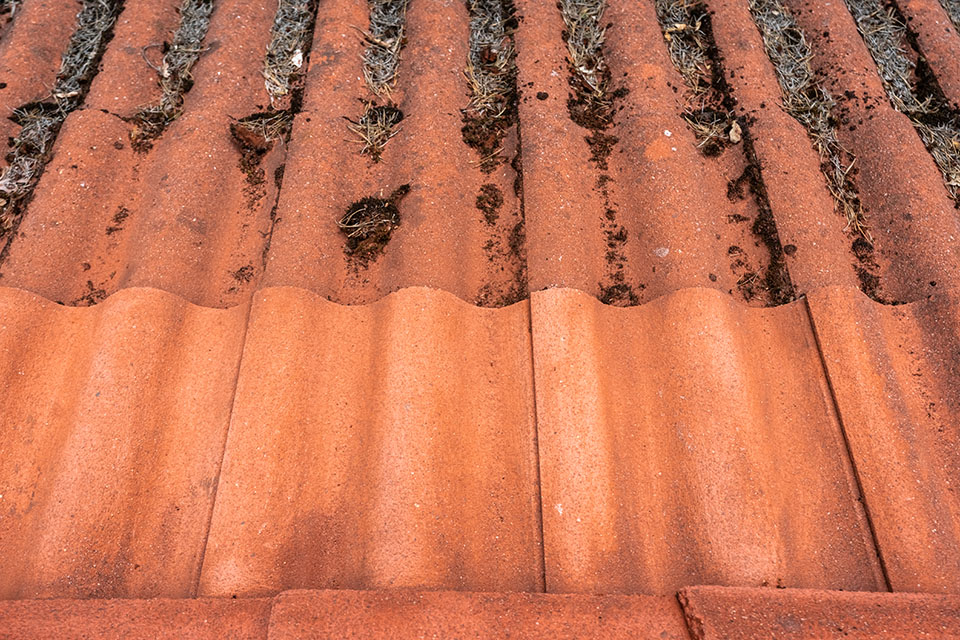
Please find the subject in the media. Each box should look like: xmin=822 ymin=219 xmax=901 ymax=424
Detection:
xmin=1 ymin=0 xmax=959 ymax=636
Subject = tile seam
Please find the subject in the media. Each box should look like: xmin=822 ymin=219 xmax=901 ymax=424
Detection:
xmin=801 ymin=294 xmax=893 ymax=592
xmin=191 ymin=289 xmax=257 ymax=598
xmin=526 ymin=295 xmax=548 ymax=593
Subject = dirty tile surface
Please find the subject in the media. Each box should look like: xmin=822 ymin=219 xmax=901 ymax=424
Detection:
xmin=0 ymin=0 xmax=959 ymax=634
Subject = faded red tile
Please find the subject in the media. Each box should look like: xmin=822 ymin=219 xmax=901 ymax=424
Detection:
xmin=808 ymin=286 xmax=960 ymax=592
xmin=268 ymin=589 xmax=690 ymax=639
xmin=532 ymin=287 xmax=883 ymax=594
xmin=679 ymin=585 xmax=960 ymax=639
xmin=0 ymin=287 xmax=248 ymax=598
xmin=198 ymin=287 xmax=541 ymax=596
xmin=0 ymin=597 xmax=270 ymax=640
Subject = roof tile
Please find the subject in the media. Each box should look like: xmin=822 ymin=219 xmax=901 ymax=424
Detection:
xmin=679 ymin=585 xmax=960 ymax=639
xmin=0 ymin=286 xmax=248 ymax=598
xmin=808 ymin=286 xmax=960 ymax=592
xmin=197 ymin=287 xmax=542 ymax=596
xmin=532 ymin=287 xmax=884 ymax=593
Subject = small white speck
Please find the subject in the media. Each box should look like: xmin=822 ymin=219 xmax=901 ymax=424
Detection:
xmin=654 ymin=247 xmax=669 ymax=258
xmin=555 ymin=503 xmax=563 ymax=515
xmin=664 ymin=129 xmax=672 ymax=137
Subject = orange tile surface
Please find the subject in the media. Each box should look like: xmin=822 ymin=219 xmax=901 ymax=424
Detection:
xmin=0 ymin=0 xmax=959 ymax=633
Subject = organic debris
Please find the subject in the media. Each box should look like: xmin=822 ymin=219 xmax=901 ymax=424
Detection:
xmin=338 ymin=184 xmax=410 ymax=265
xmin=0 ymin=0 xmax=123 ymax=239
xmin=346 ymin=102 xmax=404 ymax=160
xmin=941 ymin=0 xmax=960 ymax=30
xmin=461 ymin=0 xmax=518 ymax=170
xmin=361 ymin=0 xmax=409 ymax=96
xmin=1 ymin=0 xmax=20 ymax=20
xmin=654 ymin=0 xmax=734 ymax=155
xmin=560 ymin=0 xmax=621 ymax=130
xmin=748 ymin=0 xmax=870 ymax=239
xmin=230 ymin=110 xmax=293 ymax=193
xmin=264 ymin=0 xmax=317 ymax=105
xmin=845 ymin=0 xmax=960 ymax=201
xmin=130 ymin=0 xmax=214 ymax=150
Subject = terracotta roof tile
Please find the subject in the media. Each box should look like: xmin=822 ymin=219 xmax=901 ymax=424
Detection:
xmin=808 ymin=287 xmax=960 ymax=592
xmin=0 ymin=0 xmax=959 ymax=632
xmin=0 ymin=597 xmax=271 ymax=640
xmin=0 ymin=287 xmax=248 ymax=598
xmin=531 ymin=287 xmax=884 ymax=594
xmin=197 ymin=287 xmax=542 ymax=596
xmin=679 ymin=586 xmax=960 ymax=639
xmin=268 ymin=589 xmax=689 ymax=639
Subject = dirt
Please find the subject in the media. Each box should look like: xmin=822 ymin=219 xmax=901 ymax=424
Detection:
xmin=104 ymin=206 xmax=130 ymax=235
xmin=230 ymin=111 xmax=291 ymax=207
xmin=476 ymin=183 xmax=504 ymax=224
xmin=338 ymin=184 xmax=411 ymax=267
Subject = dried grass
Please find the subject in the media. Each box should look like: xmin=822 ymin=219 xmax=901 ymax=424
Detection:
xmin=465 ymin=0 xmax=517 ymax=120
xmin=361 ymin=0 xmax=409 ymax=96
xmin=345 ymin=102 xmax=403 ymax=159
xmin=749 ymin=0 xmax=869 ymax=238
xmin=132 ymin=0 xmax=213 ymax=146
xmin=654 ymin=0 xmax=734 ymax=152
xmin=558 ymin=0 xmax=609 ymax=99
xmin=264 ymin=0 xmax=314 ymax=103
xmin=0 ymin=0 xmax=122 ymax=235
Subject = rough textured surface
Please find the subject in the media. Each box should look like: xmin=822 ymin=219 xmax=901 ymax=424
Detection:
xmin=679 ymin=586 xmax=960 ymax=638
xmin=0 ymin=286 xmax=248 ymax=599
xmin=197 ymin=287 xmax=542 ymax=596
xmin=268 ymin=589 xmax=690 ymax=639
xmin=531 ymin=287 xmax=884 ymax=594
xmin=808 ymin=286 xmax=960 ymax=593
xmin=0 ymin=597 xmax=271 ymax=640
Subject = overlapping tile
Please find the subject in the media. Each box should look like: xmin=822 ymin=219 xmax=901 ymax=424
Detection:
xmin=0 ymin=286 xmax=248 ymax=599
xmin=679 ymin=585 xmax=960 ymax=638
xmin=808 ymin=286 xmax=960 ymax=592
xmin=531 ymin=287 xmax=884 ymax=594
xmin=268 ymin=589 xmax=689 ymax=639
xmin=1 ymin=0 xmax=288 ymax=307
xmin=197 ymin=287 xmax=542 ymax=596
xmin=0 ymin=597 xmax=271 ymax=640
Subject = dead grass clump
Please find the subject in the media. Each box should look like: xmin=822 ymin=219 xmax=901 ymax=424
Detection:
xmin=338 ymin=184 xmax=410 ymax=265
xmin=749 ymin=0 xmax=869 ymax=239
xmin=1 ymin=0 xmax=20 ymax=19
xmin=230 ymin=110 xmax=293 ymax=167
xmin=462 ymin=0 xmax=518 ymax=170
xmin=264 ymin=0 xmax=316 ymax=105
xmin=0 ymin=0 xmax=122 ymax=237
xmin=346 ymin=102 xmax=404 ymax=160
xmin=941 ymin=0 xmax=960 ymax=30
xmin=654 ymin=0 xmax=735 ymax=154
xmin=559 ymin=0 xmax=617 ymax=129
xmin=361 ymin=0 xmax=409 ymax=96
xmin=845 ymin=0 xmax=960 ymax=201
xmin=131 ymin=0 xmax=214 ymax=150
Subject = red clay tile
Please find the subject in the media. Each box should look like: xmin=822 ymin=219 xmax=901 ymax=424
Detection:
xmin=784 ymin=0 xmax=960 ymax=301
xmin=531 ymin=287 xmax=884 ymax=594
xmin=0 ymin=0 xmax=79 ymax=145
xmin=515 ymin=0 xmax=788 ymax=306
xmin=706 ymin=0 xmax=861 ymax=294
xmin=899 ymin=0 xmax=960 ymax=108
xmin=0 ymin=597 xmax=270 ymax=640
xmin=263 ymin=0 xmax=526 ymax=307
xmin=679 ymin=585 xmax=960 ymax=638
xmin=807 ymin=286 xmax=960 ymax=592
xmin=267 ymin=589 xmax=690 ymax=639
xmin=197 ymin=287 xmax=541 ymax=596
xmin=1 ymin=0 xmax=285 ymax=308
xmin=84 ymin=0 xmax=181 ymax=117
xmin=0 ymin=286 xmax=248 ymax=598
